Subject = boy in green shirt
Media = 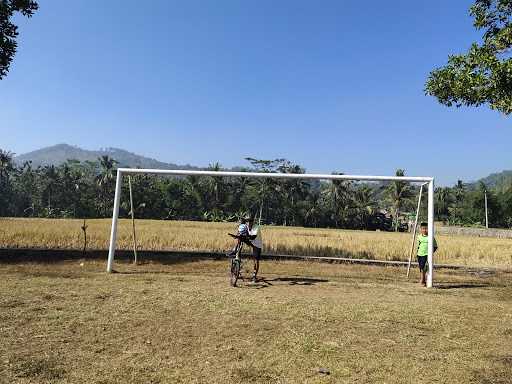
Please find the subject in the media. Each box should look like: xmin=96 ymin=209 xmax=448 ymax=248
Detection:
xmin=417 ymin=222 xmax=438 ymax=286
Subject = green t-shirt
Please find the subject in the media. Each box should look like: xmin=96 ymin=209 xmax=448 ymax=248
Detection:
xmin=417 ymin=234 xmax=437 ymax=257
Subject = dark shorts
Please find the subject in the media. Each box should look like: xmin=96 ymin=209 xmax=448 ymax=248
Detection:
xmin=417 ymin=256 xmax=427 ymax=271
xmin=252 ymin=246 xmax=261 ymax=260
xmin=239 ymin=236 xmax=261 ymax=260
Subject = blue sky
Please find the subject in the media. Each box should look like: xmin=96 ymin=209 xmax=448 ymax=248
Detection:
xmin=0 ymin=0 xmax=510 ymax=186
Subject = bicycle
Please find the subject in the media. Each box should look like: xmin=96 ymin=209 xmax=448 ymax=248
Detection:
xmin=227 ymin=233 xmax=255 ymax=287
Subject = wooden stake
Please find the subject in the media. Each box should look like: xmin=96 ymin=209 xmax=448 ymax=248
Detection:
xmin=81 ymin=219 xmax=88 ymax=256
xmin=128 ymin=176 xmax=138 ymax=265
xmin=407 ymin=184 xmax=424 ymax=278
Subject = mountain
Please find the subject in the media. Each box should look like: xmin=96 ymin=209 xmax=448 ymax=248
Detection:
xmin=14 ymin=145 xmax=512 ymax=191
xmin=475 ymin=170 xmax=512 ymax=192
xmin=14 ymin=144 xmax=200 ymax=170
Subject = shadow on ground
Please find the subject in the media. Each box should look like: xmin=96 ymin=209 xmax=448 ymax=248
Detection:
xmin=233 ymin=276 xmax=329 ymax=290
xmin=0 ymin=248 xmax=226 ymax=265
xmin=265 ymin=277 xmax=329 ymax=285
xmin=435 ymin=282 xmax=491 ymax=290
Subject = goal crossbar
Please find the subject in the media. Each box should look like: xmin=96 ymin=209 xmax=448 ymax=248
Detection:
xmin=107 ymin=168 xmax=436 ymax=287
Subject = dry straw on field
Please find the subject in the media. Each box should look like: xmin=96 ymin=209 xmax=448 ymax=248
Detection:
xmin=1 ymin=218 xmax=511 ymax=268
xmin=1 ymin=260 xmax=512 ymax=383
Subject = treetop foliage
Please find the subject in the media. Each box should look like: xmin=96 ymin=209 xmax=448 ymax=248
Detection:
xmin=0 ymin=0 xmax=38 ymax=79
xmin=425 ymin=0 xmax=512 ymax=114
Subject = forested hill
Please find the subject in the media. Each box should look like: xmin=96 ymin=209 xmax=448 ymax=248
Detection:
xmin=474 ymin=170 xmax=512 ymax=192
xmin=14 ymin=144 xmax=200 ymax=170
xmin=13 ymin=144 xmax=512 ymax=191
xmin=3 ymin=145 xmax=512 ymax=227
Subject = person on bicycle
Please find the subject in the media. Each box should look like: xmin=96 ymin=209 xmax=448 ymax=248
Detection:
xmin=227 ymin=216 xmax=251 ymax=256
xmin=227 ymin=215 xmax=262 ymax=282
xmin=247 ymin=217 xmax=262 ymax=282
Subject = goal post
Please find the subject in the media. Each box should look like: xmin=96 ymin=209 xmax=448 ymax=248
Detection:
xmin=106 ymin=168 xmax=435 ymax=287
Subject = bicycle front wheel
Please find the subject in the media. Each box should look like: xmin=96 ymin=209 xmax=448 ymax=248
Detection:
xmin=230 ymin=258 xmax=241 ymax=287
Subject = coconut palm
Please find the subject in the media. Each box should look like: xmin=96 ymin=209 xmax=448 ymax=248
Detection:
xmin=304 ymin=191 xmax=324 ymax=227
xmin=95 ymin=156 xmax=118 ymax=217
xmin=231 ymin=174 xmax=251 ymax=214
xmin=0 ymin=150 xmax=15 ymax=216
xmin=96 ymin=155 xmax=117 ymax=187
xmin=353 ymin=185 xmax=377 ymax=229
xmin=281 ymin=179 xmax=309 ymax=225
xmin=205 ymin=162 xmax=224 ymax=210
xmin=278 ymin=163 xmax=308 ymax=226
xmin=454 ymin=180 xmax=465 ymax=198
xmin=41 ymin=165 xmax=59 ymax=216
xmin=184 ymin=175 xmax=205 ymax=215
xmin=452 ymin=180 xmax=465 ymax=220
xmin=321 ymin=173 xmax=352 ymax=228
xmin=385 ymin=169 xmax=414 ymax=231
xmin=0 ymin=149 xmax=14 ymax=179
xmin=248 ymin=178 xmax=276 ymax=225
xmin=435 ymin=187 xmax=452 ymax=220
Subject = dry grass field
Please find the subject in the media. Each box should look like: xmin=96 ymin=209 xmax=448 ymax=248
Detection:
xmin=0 ymin=259 xmax=511 ymax=383
xmin=1 ymin=218 xmax=512 ymax=268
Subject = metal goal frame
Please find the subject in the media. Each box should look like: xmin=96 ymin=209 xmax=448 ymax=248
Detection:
xmin=107 ymin=168 xmax=435 ymax=287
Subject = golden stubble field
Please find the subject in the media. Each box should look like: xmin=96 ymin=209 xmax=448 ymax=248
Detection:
xmin=0 ymin=259 xmax=511 ymax=383
xmin=1 ymin=218 xmax=511 ymax=268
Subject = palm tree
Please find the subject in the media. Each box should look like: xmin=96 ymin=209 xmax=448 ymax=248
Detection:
xmin=96 ymin=155 xmax=117 ymax=187
xmin=281 ymin=179 xmax=309 ymax=225
xmin=453 ymin=180 xmax=465 ymax=221
xmin=0 ymin=150 xmax=15 ymax=216
xmin=249 ymin=178 xmax=275 ymax=224
xmin=205 ymin=162 xmax=224 ymax=210
xmin=353 ymin=185 xmax=376 ymax=229
xmin=184 ymin=175 xmax=205 ymax=216
xmin=95 ymin=156 xmax=117 ymax=217
xmin=13 ymin=161 xmax=38 ymax=217
xmin=0 ymin=149 xmax=14 ymax=179
xmin=385 ymin=169 xmax=414 ymax=231
xmin=321 ymin=173 xmax=352 ymax=228
xmin=231 ymin=175 xmax=251 ymax=213
xmin=278 ymin=163 xmax=308 ymax=226
xmin=435 ymin=187 xmax=452 ymax=220
xmin=304 ymin=191 xmax=323 ymax=227
xmin=41 ymin=165 xmax=59 ymax=216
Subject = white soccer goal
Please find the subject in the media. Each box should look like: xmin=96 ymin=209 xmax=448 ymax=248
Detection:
xmin=107 ymin=168 xmax=436 ymax=287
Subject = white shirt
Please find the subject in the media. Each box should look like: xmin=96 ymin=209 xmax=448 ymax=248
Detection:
xmin=249 ymin=225 xmax=263 ymax=249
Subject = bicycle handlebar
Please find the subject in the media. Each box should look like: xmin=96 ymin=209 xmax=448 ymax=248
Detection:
xmin=228 ymin=233 xmax=256 ymax=240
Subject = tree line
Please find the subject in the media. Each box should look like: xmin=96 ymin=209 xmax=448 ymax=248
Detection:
xmin=1 ymin=149 xmax=511 ymax=229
